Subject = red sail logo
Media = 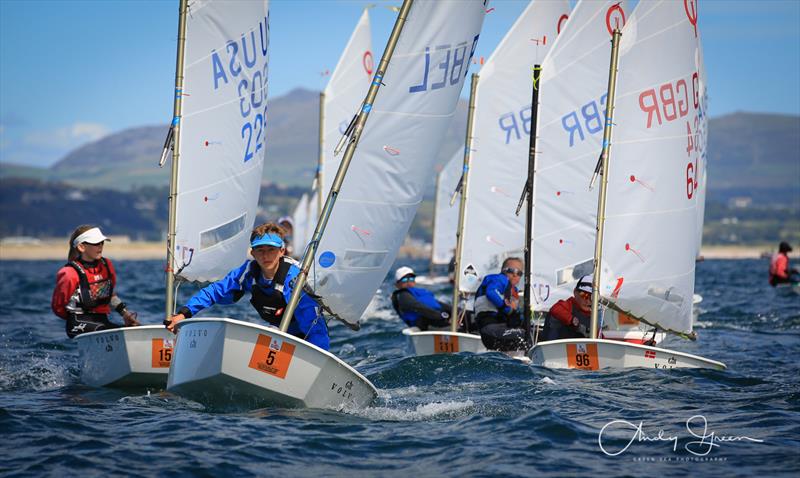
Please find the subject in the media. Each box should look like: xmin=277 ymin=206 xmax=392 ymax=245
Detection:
xmin=684 ymin=0 xmax=699 ymax=37
xmin=557 ymin=14 xmax=569 ymax=34
xmin=605 ymin=2 xmax=626 ymax=36
xmin=363 ymin=51 xmax=374 ymax=75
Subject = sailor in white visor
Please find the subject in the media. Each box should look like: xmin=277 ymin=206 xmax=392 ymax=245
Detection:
xmin=51 ymin=225 xmax=140 ymax=338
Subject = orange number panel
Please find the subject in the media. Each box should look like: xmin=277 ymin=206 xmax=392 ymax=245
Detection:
xmin=151 ymin=338 xmax=175 ymax=368
xmin=566 ymin=343 xmax=599 ymax=370
xmin=248 ymin=334 xmax=296 ymax=379
xmin=434 ymin=335 xmax=459 ymax=354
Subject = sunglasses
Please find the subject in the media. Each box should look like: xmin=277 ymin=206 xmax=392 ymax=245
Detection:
xmin=502 ymin=267 xmax=523 ymax=277
xmin=399 ymin=276 xmax=416 ymax=283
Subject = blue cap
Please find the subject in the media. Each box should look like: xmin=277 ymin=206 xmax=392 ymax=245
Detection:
xmin=250 ymin=233 xmax=284 ymax=248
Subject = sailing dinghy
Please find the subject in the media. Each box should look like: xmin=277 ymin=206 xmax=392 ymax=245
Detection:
xmin=75 ymin=325 xmax=176 ymax=388
xmin=406 ymin=0 xmax=570 ymax=357
xmin=529 ymin=0 xmax=725 ymax=370
xmin=169 ymin=0 xmax=488 ymax=409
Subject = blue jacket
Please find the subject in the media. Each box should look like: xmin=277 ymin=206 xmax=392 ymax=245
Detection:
xmin=183 ymin=260 xmax=329 ymax=350
xmin=392 ymin=286 xmax=446 ymax=327
xmin=475 ymin=273 xmax=516 ymax=316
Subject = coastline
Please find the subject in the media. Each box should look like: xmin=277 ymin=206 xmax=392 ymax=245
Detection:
xmin=0 ymin=239 xmax=775 ymax=261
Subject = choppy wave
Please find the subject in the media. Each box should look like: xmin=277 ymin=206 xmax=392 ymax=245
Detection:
xmin=0 ymin=258 xmax=798 ymax=477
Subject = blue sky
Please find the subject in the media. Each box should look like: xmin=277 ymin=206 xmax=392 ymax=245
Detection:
xmin=1 ymin=0 xmax=798 ymax=168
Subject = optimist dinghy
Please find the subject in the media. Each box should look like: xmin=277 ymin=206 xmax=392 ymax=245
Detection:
xmin=169 ymin=318 xmax=376 ymax=408
xmin=164 ymin=0 xmax=489 ymax=409
xmin=75 ymin=325 xmax=176 ymax=388
xmin=409 ymin=0 xmax=571 ymax=358
xmin=528 ymin=0 xmax=724 ymax=370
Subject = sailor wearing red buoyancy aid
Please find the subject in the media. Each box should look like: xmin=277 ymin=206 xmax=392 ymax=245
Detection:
xmin=541 ymin=275 xmax=593 ymax=341
xmin=769 ymin=241 xmax=799 ymax=287
xmin=51 ymin=226 xmax=139 ymax=338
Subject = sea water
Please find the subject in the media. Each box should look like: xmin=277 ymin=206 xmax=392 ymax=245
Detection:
xmin=0 ymin=259 xmax=798 ymax=477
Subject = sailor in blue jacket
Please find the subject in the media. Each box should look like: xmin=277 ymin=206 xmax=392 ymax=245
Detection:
xmin=473 ymin=257 xmax=528 ymax=351
xmin=165 ymin=223 xmax=329 ymax=350
xmin=390 ymin=266 xmax=451 ymax=330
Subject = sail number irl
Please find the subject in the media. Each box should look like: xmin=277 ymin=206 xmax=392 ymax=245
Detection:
xmin=408 ymin=36 xmax=480 ymax=93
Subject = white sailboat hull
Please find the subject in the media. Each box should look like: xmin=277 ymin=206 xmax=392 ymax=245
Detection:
xmin=402 ymin=327 xmax=486 ymax=356
xmin=167 ymin=318 xmax=377 ymax=409
xmin=529 ymin=339 xmax=726 ymax=371
xmin=75 ymin=325 xmax=175 ymax=388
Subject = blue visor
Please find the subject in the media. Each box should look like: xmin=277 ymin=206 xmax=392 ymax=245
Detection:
xmin=250 ymin=233 xmax=284 ymax=248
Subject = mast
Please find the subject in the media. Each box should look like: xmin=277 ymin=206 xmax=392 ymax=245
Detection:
xmin=516 ymin=64 xmax=542 ymax=345
xmin=451 ymin=73 xmax=479 ymax=331
xmin=280 ymin=0 xmax=414 ymax=331
xmin=429 ymin=168 xmax=440 ymax=274
xmin=589 ymin=29 xmax=622 ymax=338
xmin=164 ymin=0 xmax=189 ymax=321
xmin=317 ymin=92 xmax=325 ymax=216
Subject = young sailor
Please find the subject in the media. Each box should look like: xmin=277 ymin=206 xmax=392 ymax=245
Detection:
xmin=390 ymin=266 xmax=451 ymax=330
xmin=51 ymin=225 xmax=140 ymax=338
xmin=473 ymin=258 xmax=528 ymax=351
xmin=165 ymin=223 xmax=329 ymax=350
xmin=769 ymin=241 xmax=799 ymax=286
xmin=541 ymin=275 xmax=592 ymax=341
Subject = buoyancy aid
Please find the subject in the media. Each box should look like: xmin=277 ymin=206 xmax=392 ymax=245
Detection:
xmin=543 ymin=297 xmax=591 ymax=340
xmin=66 ymin=258 xmax=115 ymax=313
xmin=769 ymin=253 xmax=788 ymax=285
xmin=249 ymin=257 xmax=294 ymax=327
xmin=390 ymin=287 xmax=443 ymax=327
xmin=474 ymin=274 xmax=518 ymax=326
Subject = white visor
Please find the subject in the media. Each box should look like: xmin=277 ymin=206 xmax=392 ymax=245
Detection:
xmin=72 ymin=227 xmax=110 ymax=247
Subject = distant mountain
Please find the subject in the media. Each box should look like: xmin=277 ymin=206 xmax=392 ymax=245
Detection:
xmin=707 ymin=112 xmax=800 ymax=193
xmin=1 ymin=90 xmax=797 ymax=205
xmin=1 ymin=88 xmax=466 ymax=194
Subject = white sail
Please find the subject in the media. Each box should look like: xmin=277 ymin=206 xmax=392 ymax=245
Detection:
xmin=172 ymin=0 xmax=270 ymax=283
xmin=695 ymin=39 xmax=709 ymax=258
xmin=458 ymin=0 xmax=570 ymax=290
xmin=530 ymin=0 xmax=629 ymax=310
xmin=431 ymin=150 xmax=462 ymax=266
xmin=598 ymin=0 xmax=707 ymax=335
xmin=321 ymin=9 xmax=373 ymax=203
xmin=309 ymin=0 xmax=487 ymax=325
xmin=291 ymin=193 xmax=309 ymax=256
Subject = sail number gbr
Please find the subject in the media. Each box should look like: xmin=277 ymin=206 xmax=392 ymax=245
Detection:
xmin=637 ymin=72 xmax=704 ymax=200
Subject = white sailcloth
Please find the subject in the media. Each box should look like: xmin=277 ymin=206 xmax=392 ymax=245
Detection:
xmin=173 ymin=0 xmax=270 ymax=283
xmin=458 ymin=0 xmax=570 ymax=291
xmin=291 ymin=193 xmax=309 ymax=256
xmin=599 ymin=0 xmax=707 ymax=335
xmin=431 ymin=150 xmax=462 ymax=266
xmin=309 ymin=0 xmax=487 ymax=325
xmin=695 ymin=39 xmax=709 ymax=258
xmin=320 ymin=9 xmax=373 ymax=203
xmin=530 ymin=0 xmax=629 ymax=310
